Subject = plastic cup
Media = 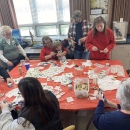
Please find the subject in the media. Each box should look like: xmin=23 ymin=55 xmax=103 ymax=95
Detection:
xmin=20 ymin=60 xmax=25 ymax=66
xmin=74 ymin=67 xmax=79 ymax=76
xmin=79 ymin=66 xmax=84 ymax=76
xmin=8 ymin=83 xmax=12 ymax=87
xmin=24 ymin=63 xmax=30 ymax=70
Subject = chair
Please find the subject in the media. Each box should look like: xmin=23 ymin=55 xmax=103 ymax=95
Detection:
xmin=63 ymin=125 xmax=75 ymax=130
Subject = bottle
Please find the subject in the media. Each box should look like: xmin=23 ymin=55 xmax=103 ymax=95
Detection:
xmin=18 ymin=67 xmax=22 ymax=74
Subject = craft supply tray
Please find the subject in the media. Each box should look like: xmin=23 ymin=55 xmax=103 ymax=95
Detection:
xmin=94 ymin=66 xmax=110 ymax=75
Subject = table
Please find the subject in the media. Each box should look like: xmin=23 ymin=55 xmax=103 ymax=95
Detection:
xmin=24 ymin=47 xmax=41 ymax=54
xmin=0 ymin=60 xmax=128 ymax=111
xmin=24 ymin=47 xmax=41 ymax=59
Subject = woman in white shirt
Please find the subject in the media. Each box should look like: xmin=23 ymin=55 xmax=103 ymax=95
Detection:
xmin=0 ymin=25 xmax=29 ymax=71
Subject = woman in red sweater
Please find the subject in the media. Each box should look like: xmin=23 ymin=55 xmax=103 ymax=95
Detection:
xmin=86 ymin=16 xmax=116 ymax=60
xmin=40 ymin=36 xmax=56 ymax=61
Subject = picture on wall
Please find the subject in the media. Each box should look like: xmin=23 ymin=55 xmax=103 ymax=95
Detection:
xmin=113 ymin=22 xmax=128 ymax=41
xmin=90 ymin=0 xmax=109 ymax=15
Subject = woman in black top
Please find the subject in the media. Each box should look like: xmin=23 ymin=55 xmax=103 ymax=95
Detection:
xmin=18 ymin=77 xmax=62 ymax=130
xmin=0 ymin=77 xmax=62 ymax=130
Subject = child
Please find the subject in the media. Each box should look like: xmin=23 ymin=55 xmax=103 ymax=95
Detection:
xmin=62 ymin=39 xmax=74 ymax=59
xmin=53 ymin=41 xmax=68 ymax=60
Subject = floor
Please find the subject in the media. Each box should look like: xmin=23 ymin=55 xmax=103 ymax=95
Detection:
xmin=60 ymin=110 xmax=97 ymax=130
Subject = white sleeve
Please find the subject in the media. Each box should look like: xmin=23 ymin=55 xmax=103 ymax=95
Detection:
xmin=0 ymin=50 xmax=8 ymax=63
xmin=17 ymin=45 xmax=27 ymax=57
xmin=0 ymin=109 xmax=35 ymax=130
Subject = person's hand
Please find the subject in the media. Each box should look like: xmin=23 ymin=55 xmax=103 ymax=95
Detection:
xmin=0 ymin=76 xmax=3 ymax=79
xmin=104 ymin=48 xmax=108 ymax=53
xmin=50 ymin=52 xmax=56 ymax=57
xmin=6 ymin=78 xmax=13 ymax=84
xmin=57 ymin=53 xmax=63 ymax=57
xmin=79 ymin=37 xmax=86 ymax=43
xmin=25 ymin=56 xmax=30 ymax=62
xmin=96 ymin=91 xmax=104 ymax=101
xmin=71 ymin=40 xmax=76 ymax=47
xmin=84 ymin=48 xmax=88 ymax=53
xmin=7 ymin=61 xmax=14 ymax=66
xmin=0 ymin=101 xmax=9 ymax=110
xmin=92 ymin=46 xmax=98 ymax=51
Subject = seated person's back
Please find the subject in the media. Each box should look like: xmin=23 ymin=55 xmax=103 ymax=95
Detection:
xmin=0 ymin=77 xmax=63 ymax=130
xmin=94 ymin=78 xmax=130 ymax=130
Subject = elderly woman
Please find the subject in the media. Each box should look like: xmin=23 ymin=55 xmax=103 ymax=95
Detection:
xmin=40 ymin=36 xmax=56 ymax=61
xmin=94 ymin=78 xmax=130 ymax=130
xmin=0 ymin=25 xmax=29 ymax=71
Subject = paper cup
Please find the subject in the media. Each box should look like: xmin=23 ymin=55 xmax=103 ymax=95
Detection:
xmin=25 ymin=63 xmax=30 ymax=70
xmin=8 ymin=83 xmax=12 ymax=87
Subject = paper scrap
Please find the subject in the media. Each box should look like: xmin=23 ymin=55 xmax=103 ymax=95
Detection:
xmin=66 ymin=97 xmax=74 ymax=102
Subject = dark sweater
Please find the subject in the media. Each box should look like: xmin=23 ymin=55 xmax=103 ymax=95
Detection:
xmin=93 ymin=100 xmax=130 ymax=130
xmin=0 ymin=66 xmax=10 ymax=80
xmin=75 ymin=22 xmax=84 ymax=51
xmin=20 ymin=90 xmax=62 ymax=130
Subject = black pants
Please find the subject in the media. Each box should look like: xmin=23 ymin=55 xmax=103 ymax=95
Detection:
xmin=6 ymin=53 xmax=25 ymax=71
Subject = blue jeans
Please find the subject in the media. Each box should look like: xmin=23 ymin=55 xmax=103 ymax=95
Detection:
xmin=74 ymin=50 xmax=90 ymax=59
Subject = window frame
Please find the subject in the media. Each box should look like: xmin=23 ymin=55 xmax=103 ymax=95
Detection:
xmin=13 ymin=0 xmax=70 ymax=37
xmin=18 ymin=22 xmax=70 ymax=37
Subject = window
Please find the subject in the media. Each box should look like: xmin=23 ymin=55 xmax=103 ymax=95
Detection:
xmin=13 ymin=0 xmax=70 ymax=37
xmin=60 ymin=24 xmax=69 ymax=35
xmin=32 ymin=0 xmax=57 ymax=23
xmin=36 ymin=25 xmax=57 ymax=36
xmin=19 ymin=27 xmax=34 ymax=36
xmin=13 ymin=0 xmax=32 ymax=24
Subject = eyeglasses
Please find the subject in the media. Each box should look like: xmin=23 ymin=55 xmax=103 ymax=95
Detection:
xmin=5 ymin=33 xmax=11 ymax=36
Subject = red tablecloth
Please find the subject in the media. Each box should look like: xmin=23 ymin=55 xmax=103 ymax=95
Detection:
xmin=0 ymin=60 xmax=128 ymax=111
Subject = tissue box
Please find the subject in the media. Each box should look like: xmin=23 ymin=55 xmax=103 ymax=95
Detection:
xmin=74 ymin=78 xmax=89 ymax=98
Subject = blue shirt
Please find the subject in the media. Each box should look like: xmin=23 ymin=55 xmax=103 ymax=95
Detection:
xmin=75 ymin=22 xmax=84 ymax=51
xmin=93 ymin=100 xmax=130 ymax=130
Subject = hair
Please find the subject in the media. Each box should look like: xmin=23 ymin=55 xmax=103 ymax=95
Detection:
xmin=0 ymin=25 xmax=12 ymax=35
xmin=18 ymin=77 xmax=55 ymax=127
xmin=53 ymin=41 xmax=62 ymax=49
xmin=92 ymin=16 xmax=107 ymax=37
xmin=42 ymin=36 xmax=52 ymax=46
xmin=116 ymin=78 xmax=130 ymax=110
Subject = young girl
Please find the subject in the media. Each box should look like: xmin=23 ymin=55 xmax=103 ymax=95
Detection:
xmin=0 ymin=77 xmax=63 ymax=130
xmin=53 ymin=41 xmax=68 ymax=60
xmin=86 ymin=16 xmax=116 ymax=60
